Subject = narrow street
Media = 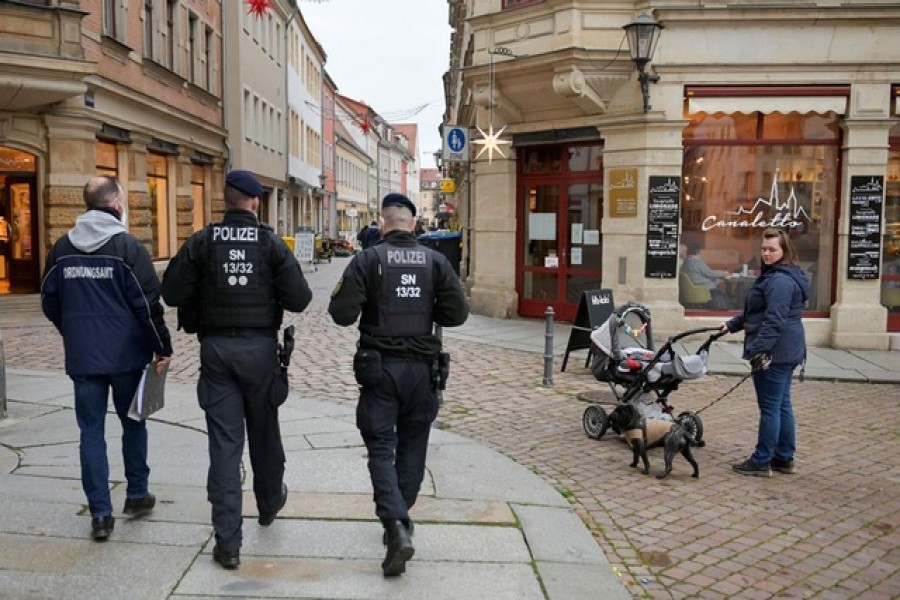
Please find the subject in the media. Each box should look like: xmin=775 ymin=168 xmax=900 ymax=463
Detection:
xmin=2 ymin=256 xmax=899 ymax=599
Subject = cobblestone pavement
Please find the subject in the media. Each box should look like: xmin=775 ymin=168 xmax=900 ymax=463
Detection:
xmin=3 ymin=257 xmax=899 ymax=599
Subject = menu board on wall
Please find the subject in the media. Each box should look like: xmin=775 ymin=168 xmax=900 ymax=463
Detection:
xmin=847 ymin=175 xmax=884 ymax=280
xmin=645 ymin=176 xmax=681 ymax=278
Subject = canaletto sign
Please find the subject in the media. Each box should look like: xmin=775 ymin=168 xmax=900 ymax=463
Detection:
xmin=847 ymin=175 xmax=884 ymax=280
xmin=702 ymin=174 xmax=811 ymax=231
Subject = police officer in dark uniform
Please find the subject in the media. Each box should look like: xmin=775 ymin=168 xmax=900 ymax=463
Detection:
xmin=328 ymin=193 xmax=469 ymax=577
xmin=161 ymin=170 xmax=312 ymax=570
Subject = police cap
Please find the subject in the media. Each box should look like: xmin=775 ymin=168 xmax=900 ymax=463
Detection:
xmin=381 ymin=193 xmax=416 ymax=217
xmin=225 ymin=170 xmax=264 ymax=198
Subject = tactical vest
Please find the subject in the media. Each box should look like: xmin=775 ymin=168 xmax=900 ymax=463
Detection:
xmin=360 ymin=243 xmax=435 ymax=337
xmin=200 ymin=222 xmax=277 ymax=330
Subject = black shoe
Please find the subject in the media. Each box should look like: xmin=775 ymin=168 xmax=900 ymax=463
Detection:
xmin=90 ymin=515 xmax=115 ymax=541
xmin=382 ymin=519 xmax=414 ymax=546
xmin=771 ymin=458 xmax=796 ymax=474
xmin=732 ymin=459 xmax=771 ymax=477
xmin=123 ymin=493 xmax=156 ymax=518
xmin=259 ymin=483 xmax=288 ymax=526
xmin=381 ymin=519 xmax=415 ymax=577
xmin=213 ymin=545 xmax=240 ymax=570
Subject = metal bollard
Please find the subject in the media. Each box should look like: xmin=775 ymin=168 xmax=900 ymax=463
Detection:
xmin=542 ymin=306 xmax=554 ymax=387
xmin=0 ymin=331 xmax=6 ymax=419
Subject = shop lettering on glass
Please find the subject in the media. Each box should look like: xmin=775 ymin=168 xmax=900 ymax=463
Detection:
xmin=645 ymin=176 xmax=680 ymax=278
xmin=701 ymin=173 xmax=811 ymax=231
xmin=847 ymin=175 xmax=884 ymax=280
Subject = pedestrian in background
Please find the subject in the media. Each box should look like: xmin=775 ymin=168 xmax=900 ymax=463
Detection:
xmin=41 ymin=175 xmax=172 ymax=541
xmin=328 ymin=193 xmax=469 ymax=577
xmin=161 ymin=170 xmax=312 ymax=570
xmin=722 ymin=227 xmax=809 ymax=477
xmin=357 ymin=220 xmax=380 ymax=249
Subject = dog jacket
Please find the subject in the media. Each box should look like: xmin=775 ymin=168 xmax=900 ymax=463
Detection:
xmin=623 ymin=418 xmax=673 ymax=447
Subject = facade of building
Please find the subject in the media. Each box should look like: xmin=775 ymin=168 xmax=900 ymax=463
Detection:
xmin=444 ymin=0 xmax=900 ymax=349
xmin=222 ymin=0 xmax=290 ymax=230
xmin=286 ymin=9 xmax=326 ymax=237
xmin=419 ymin=167 xmax=441 ymax=227
xmin=333 ymin=94 xmax=372 ymax=240
xmin=0 ymin=0 xmax=225 ymax=294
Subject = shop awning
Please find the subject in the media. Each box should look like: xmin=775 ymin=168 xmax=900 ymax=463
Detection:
xmin=687 ymin=96 xmax=847 ymax=115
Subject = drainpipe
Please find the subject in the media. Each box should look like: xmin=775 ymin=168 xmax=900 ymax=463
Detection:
xmin=0 ymin=328 xmax=6 ymax=418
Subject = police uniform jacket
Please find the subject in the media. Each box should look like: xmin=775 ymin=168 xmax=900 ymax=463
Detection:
xmin=161 ymin=209 xmax=312 ymax=334
xmin=328 ymin=229 xmax=469 ymax=359
xmin=41 ymin=208 xmax=173 ymax=376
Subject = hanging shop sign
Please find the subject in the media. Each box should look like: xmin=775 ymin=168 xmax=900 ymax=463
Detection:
xmin=645 ymin=176 xmax=680 ymax=278
xmin=609 ymin=169 xmax=638 ymax=217
xmin=847 ymin=175 xmax=884 ymax=280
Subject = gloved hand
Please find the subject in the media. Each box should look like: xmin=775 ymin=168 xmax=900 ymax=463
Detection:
xmin=749 ymin=353 xmax=771 ymax=372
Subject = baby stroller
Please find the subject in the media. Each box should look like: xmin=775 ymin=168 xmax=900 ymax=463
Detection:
xmin=581 ymin=301 xmax=725 ymax=443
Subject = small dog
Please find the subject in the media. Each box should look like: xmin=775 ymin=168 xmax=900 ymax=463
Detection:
xmin=608 ymin=404 xmax=704 ymax=479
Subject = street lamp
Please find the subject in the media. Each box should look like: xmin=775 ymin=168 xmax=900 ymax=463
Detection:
xmin=623 ymin=13 xmax=664 ymax=112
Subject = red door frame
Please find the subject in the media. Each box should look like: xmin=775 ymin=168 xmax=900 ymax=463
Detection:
xmin=516 ymin=143 xmax=603 ymax=321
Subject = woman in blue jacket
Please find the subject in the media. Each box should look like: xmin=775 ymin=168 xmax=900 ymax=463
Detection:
xmin=722 ymin=228 xmax=810 ymax=477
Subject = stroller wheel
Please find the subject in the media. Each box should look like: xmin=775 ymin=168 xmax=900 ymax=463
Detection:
xmin=677 ymin=411 xmax=704 ymax=444
xmin=583 ymin=405 xmax=608 ymax=439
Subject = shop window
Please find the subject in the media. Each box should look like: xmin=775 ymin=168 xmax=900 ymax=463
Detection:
xmin=882 ymin=144 xmax=900 ymax=318
xmin=190 ymin=163 xmax=206 ymax=233
xmin=522 ymin=147 xmax=561 ymax=174
xmin=95 ymin=141 xmax=117 ymax=177
xmin=682 ymin=111 xmax=840 ymax=314
xmin=568 ymin=145 xmax=602 ymax=172
xmin=147 ymin=153 xmax=170 ymax=258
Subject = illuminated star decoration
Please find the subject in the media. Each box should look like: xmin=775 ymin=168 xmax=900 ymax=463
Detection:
xmin=358 ymin=119 xmax=372 ymax=134
xmin=472 ymin=124 xmax=511 ymax=162
xmin=246 ymin=0 xmax=272 ymax=18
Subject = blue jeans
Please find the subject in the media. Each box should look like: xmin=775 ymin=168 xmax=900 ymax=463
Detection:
xmin=749 ymin=364 xmax=797 ymax=466
xmin=72 ymin=371 xmax=147 ymax=517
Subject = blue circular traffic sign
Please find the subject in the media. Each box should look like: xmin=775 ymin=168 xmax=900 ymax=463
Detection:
xmin=447 ymin=127 xmax=466 ymax=152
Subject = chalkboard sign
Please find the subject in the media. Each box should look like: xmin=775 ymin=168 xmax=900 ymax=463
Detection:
xmin=561 ymin=288 xmax=614 ymax=372
xmin=295 ymin=230 xmax=315 ymax=264
xmin=645 ymin=176 xmax=680 ymax=278
xmin=847 ymin=176 xmax=883 ymax=280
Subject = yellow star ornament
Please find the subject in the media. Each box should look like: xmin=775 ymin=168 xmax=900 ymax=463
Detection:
xmin=472 ymin=125 xmax=511 ymax=162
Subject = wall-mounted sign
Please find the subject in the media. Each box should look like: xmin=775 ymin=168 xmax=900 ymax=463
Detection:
xmin=442 ymin=126 xmax=469 ymax=163
xmin=441 ymin=179 xmax=456 ymax=193
xmin=609 ymin=168 xmax=638 ymax=217
xmin=847 ymin=175 xmax=883 ymax=280
xmin=645 ymin=176 xmax=680 ymax=278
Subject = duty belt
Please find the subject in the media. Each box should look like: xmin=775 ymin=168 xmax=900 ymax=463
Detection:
xmin=203 ymin=327 xmax=277 ymax=338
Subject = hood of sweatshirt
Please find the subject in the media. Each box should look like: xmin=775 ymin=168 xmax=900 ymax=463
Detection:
xmin=67 ymin=210 xmax=126 ymax=253
xmin=770 ymin=263 xmax=811 ymax=304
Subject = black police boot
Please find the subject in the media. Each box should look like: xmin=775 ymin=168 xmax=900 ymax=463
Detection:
xmin=382 ymin=519 xmax=414 ymax=546
xmin=381 ymin=519 xmax=414 ymax=577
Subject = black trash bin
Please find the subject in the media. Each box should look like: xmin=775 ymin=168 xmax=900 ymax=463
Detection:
xmin=418 ymin=231 xmax=462 ymax=275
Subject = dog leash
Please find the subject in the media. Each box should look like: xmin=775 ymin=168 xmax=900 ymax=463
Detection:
xmin=694 ymin=371 xmax=752 ymax=415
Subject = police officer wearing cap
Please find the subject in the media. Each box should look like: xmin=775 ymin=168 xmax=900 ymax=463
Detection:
xmin=328 ymin=193 xmax=469 ymax=577
xmin=161 ymin=170 xmax=312 ymax=570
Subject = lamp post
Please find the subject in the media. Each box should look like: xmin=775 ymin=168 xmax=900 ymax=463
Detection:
xmin=623 ymin=13 xmax=664 ymax=112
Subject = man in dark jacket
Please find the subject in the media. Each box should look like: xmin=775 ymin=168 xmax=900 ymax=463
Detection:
xmin=357 ymin=220 xmax=380 ymax=249
xmin=41 ymin=175 xmax=173 ymax=542
xmin=161 ymin=170 xmax=312 ymax=570
xmin=328 ymin=193 xmax=469 ymax=577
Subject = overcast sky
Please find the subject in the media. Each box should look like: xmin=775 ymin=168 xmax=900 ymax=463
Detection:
xmin=300 ymin=0 xmax=451 ymax=170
